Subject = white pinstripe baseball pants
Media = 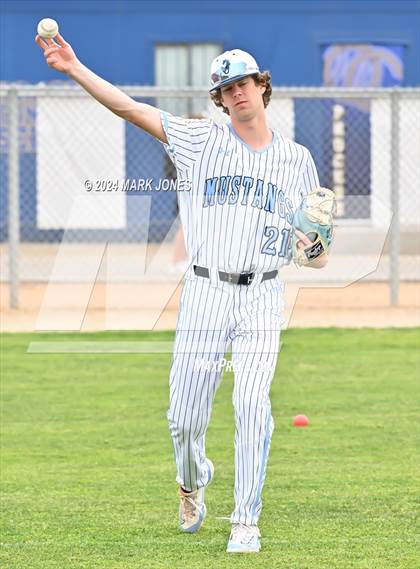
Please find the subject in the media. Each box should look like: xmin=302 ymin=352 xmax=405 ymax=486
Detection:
xmin=167 ymin=268 xmax=284 ymax=526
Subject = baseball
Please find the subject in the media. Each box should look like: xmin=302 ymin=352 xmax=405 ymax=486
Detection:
xmin=37 ymin=18 xmax=59 ymax=39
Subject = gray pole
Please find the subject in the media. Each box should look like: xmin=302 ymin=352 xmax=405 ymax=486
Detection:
xmin=389 ymin=91 xmax=400 ymax=306
xmin=7 ymin=87 xmax=19 ymax=309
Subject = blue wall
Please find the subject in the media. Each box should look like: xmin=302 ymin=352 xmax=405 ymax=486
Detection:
xmin=1 ymin=0 xmax=419 ymax=86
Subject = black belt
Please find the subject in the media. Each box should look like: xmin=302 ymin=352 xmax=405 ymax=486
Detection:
xmin=193 ymin=265 xmax=278 ymax=286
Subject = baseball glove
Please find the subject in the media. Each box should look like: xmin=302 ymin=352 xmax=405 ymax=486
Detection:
xmin=290 ymin=187 xmax=335 ymax=266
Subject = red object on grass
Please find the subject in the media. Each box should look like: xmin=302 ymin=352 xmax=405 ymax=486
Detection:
xmin=293 ymin=414 xmax=309 ymax=427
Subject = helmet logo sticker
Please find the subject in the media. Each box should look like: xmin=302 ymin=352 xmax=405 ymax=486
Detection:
xmin=221 ymin=59 xmax=231 ymax=77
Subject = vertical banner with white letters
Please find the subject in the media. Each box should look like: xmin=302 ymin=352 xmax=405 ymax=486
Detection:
xmin=322 ymin=44 xmax=404 ymax=220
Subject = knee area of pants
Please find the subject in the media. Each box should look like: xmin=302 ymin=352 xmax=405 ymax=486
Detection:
xmin=232 ymin=390 xmax=271 ymax=410
xmin=167 ymin=408 xmax=206 ymax=434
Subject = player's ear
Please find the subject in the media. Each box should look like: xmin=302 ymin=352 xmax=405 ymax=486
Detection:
xmin=253 ymin=75 xmax=266 ymax=96
xmin=219 ymin=90 xmax=229 ymax=111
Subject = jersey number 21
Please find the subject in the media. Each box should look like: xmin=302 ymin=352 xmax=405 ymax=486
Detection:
xmin=261 ymin=227 xmax=291 ymax=257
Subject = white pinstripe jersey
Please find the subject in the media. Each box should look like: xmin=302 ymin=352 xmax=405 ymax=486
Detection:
xmin=161 ymin=112 xmax=320 ymax=273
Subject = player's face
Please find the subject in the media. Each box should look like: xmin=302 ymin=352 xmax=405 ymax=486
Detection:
xmin=220 ymin=77 xmax=266 ymax=120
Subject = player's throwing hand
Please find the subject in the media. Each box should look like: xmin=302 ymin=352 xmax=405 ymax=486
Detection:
xmin=35 ymin=33 xmax=78 ymax=74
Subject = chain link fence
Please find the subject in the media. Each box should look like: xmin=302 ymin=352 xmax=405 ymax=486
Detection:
xmin=1 ymin=85 xmax=419 ymax=307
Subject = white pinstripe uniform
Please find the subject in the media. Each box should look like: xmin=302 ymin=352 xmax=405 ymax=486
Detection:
xmin=161 ymin=104 xmax=319 ymax=526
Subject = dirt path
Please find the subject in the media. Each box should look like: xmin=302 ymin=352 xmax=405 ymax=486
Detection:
xmin=1 ymin=282 xmax=418 ymax=331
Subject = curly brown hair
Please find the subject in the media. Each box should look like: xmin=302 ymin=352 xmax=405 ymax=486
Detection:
xmin=210 ymin=71 xmax=272 ymax=115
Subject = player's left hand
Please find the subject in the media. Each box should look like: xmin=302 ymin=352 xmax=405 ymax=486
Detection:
xmin=294 ymin=229 xmax=312 ymax=250
xmin=290 ymin=187 xmax=335 ymax=268
xmin=294 ymin=229 xmax=328 ymax=268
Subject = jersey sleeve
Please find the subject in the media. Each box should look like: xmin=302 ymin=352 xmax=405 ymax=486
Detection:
xmin=299 ymin=149 xmax=320 ymax=201
xmin=160 ymin=112 xmax=213 ymax=177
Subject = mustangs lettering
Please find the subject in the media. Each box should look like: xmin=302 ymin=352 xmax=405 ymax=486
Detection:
xmin=162 ymin=112 xmax=319 ymax=274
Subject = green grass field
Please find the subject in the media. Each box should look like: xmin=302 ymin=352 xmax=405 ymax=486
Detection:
xmin=1 ymin=329 xmax=419 ymax=569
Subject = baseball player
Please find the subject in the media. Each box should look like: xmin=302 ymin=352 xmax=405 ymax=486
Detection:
xmin=36 ymin=34 xmax=332 ymax=553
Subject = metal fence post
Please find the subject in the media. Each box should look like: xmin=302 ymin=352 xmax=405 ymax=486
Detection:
xmin=390 ymin=90 xmax=400 ymax=306
xmin=7 ymin=86 xmax=20 ymax=309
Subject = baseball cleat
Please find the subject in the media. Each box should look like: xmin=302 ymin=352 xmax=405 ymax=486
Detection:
xmin=178 ymin=458 xmax=214 ymax=533
xmin=226 ymin=523 xmax=261 ymax=553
